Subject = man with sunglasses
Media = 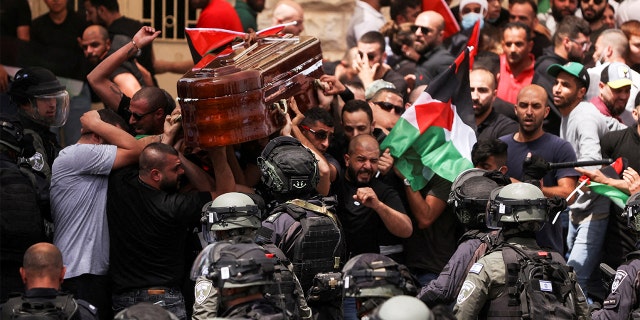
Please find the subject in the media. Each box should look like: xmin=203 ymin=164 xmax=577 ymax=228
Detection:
xmin=354 ymin=31 xmax=407 ymax=96
xmin=368 ymin=86 xmax=404 ymax=135
xmin=412 ymin=11 xmax=454 ymax=86
xmin=295 ymin=107 xmax=341 ymax=184
xmin=87 ymin=26 xmax=175 ymax=136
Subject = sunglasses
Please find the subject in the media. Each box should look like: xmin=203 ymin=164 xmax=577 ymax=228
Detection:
xmin=373 ymin=101 xmax=405 ymax=115
xmin=410 ymin=25 xmax=433 ymax=35
xmin=586 ymin=0 xmax=604 ymax=4
xmin=358 ymin=51 xmax=377 ymax=61
xmin=129 ymin=108 xmax=159 ymax=121
xmin=299 ymin=125 xmax=332 ymax=141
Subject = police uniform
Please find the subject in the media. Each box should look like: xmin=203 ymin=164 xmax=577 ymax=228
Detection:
xmin=191 ymin=238 xmax=311 ymax=320
xmin=592 ymin=257 xmax=640 ymax=319
xmin=418 ymin=230 xmax=502 ymax=307
xmin=1 ymin=288 xmax=98 ymax=320
xmin=453 ymin=237 xmax=589 ymax=319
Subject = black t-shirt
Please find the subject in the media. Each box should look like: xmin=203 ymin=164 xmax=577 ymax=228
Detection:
xmin=0 ymin=0 xmax=31 ymax=65
xmin=107 ymin=166 xmax=211 ymax=293
xmin=330 ymin=175 xmax=407 ymax=258
xmin=403 ymin=174 xmax=462 ymax=274
xmin=28 ymin=12 xmax=87 ymax=80
xmin=601 ymin=125 xmax=640 ymax=172
xmin=477 ymin=109 xmax=519 ymax=142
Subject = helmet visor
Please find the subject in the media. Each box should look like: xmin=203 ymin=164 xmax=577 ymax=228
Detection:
xmin=30 ymin=90 xmax=70 ymax=127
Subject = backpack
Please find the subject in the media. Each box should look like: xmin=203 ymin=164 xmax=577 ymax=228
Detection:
xmin=260 ymin=242 xmax=311 ymax=320
xmin=260 ymin=197 xmax=345 ymax=294
xmin=2 ymin=293 xmax=78 ymax=320
xmin=0 ymin=155 xmax=48 ymax=263
xmin=485 ymin=243 xmax=582 ymax=319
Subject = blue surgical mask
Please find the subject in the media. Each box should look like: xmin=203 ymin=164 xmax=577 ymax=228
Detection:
xmin=461 ymin=13 xmax=484 ymax=30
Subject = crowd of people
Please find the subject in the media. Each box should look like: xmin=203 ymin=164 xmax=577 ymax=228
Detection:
xmin=2 ymin=0 xmax=640 ymax=319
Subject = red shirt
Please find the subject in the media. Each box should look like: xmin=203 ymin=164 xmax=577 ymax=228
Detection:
xmin=196 ymin=0 xmax=244 ymax=32
xmin=590 ymin=96 xmax=623 ymax=123
xmin=497 ymin=54 xmax=535 ymax=104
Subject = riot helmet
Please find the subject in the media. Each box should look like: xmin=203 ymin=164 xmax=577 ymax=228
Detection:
xmin=257 ymin=136 xmax=319 ymax=198
xmin=364 ymin=295 xmax=433 ymax=320
xmin=486 ymin=183 xmax=549 ymax=230
xmin=342 ymin=254 xmax=417 ymax=317
xmin=202 ymin=192 xmax=262 ymax=239
xmin=9 ymin=67 xmax=69 ymax=127
xmin=114 ymin=302 xmax=179 ymax=320
xmin=449 ymin=168 xmax=503 ymax=228
xmin=624 ymin=192 xmax=640 ymax=232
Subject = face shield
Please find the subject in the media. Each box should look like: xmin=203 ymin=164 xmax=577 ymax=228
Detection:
xmin=26 ymin=90 xmax=70 ymax=127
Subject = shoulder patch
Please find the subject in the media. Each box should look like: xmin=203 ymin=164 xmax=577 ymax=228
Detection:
xmin=457 ymin=280 xmax=476 ymax=304
xmin=469 ymin=263 xmax=484 ymax=274
xmin=195 ymin=280 xmax=213 ymax=305
xmin=612 ymin=270 xmax=628 ymax=293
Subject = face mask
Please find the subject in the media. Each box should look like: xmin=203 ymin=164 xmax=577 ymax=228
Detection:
xmin=461 ymin=12 xmax=484 ymax=30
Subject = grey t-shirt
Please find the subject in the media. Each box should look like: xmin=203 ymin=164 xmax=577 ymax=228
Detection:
xmin=560 ymin=102 xmax=621 ymax=221
xmin=51 ymin=143 xmax=116 ymax=278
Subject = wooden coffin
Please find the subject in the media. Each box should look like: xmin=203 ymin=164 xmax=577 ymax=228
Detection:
xmin=177 ymin=36 xmax=324 ymax=147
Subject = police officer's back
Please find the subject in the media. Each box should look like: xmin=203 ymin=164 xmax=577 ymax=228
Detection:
xmin=453 ymin=183 xmax=589 ymax=319
xmin=256 ymin=136 xmax=344 ymax=293
xmin=191 ymin=192 xmax=310 ymax=320
xmin=418 ymin=168 xmax=508 ymax=307
xmin=205 ymin=242 xmax=284 ymax=319
xmin=0 ymin=243 xmax=97 ymax=320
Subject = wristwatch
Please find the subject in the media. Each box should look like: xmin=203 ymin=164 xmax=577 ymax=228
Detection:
xmin=403 ymin=178 xmax=411 ymax=187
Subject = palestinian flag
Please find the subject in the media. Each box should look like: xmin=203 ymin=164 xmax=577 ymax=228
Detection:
xmin=422 ymin=0 xmax=460 ymax=40
xmin=380 ymin=48 xmax=476 ymax=190
xmin=466 ymin=19 xmax=481 ymax=67
xmin=588 ymin=157 xmax=630 ymax=208
xmin=184 ymin=22 xmax=293 ymax=66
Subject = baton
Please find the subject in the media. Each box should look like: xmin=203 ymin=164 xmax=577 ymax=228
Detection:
xmin=547 ymin=159 xmax=614 ymax=170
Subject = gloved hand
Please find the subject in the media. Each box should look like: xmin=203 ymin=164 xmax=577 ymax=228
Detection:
xmin=523 ymin=154 xmax=550 ymax=181
xmin=483 ymin=170 xmax=510 ymax=186
xmin=548 ymin=196 xmax=567 ymax=213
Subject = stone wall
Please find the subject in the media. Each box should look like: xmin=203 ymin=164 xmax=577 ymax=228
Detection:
xmin=257 ymin=0 xmax=390 ymax=61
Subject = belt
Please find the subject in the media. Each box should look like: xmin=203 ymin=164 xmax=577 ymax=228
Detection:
xmin=115 ymin=287 xmax=178 ymax=296
xmin=147 ymin=289 xmax=166 ymax=295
